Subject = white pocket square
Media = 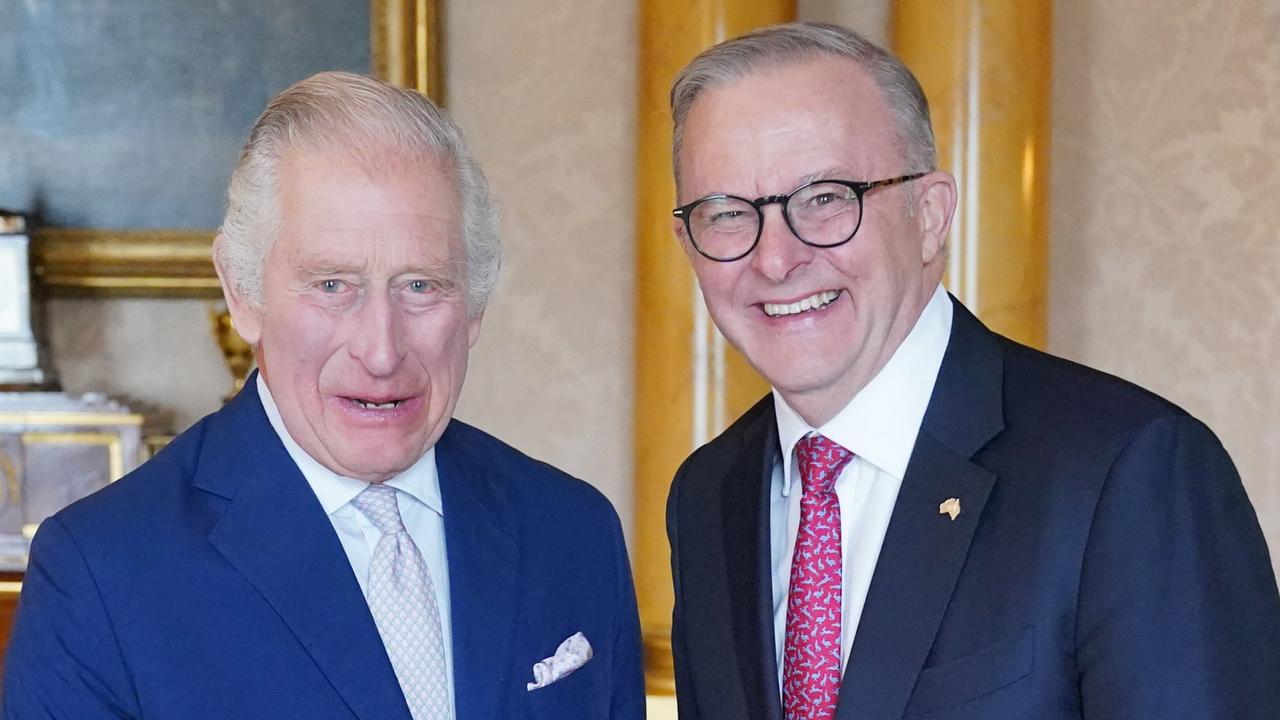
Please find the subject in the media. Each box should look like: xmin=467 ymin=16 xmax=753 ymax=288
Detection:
xmin=526 ymin=631 xmax=593 ymax=691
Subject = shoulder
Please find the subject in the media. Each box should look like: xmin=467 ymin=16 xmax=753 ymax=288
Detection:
xmin=668 ymin=393 xmax=774 ymax=521
xmin=995 ymin=336 xmax=1195 ymax=456
xmin=969 ymin=332 xmax=1245 ymax=535
xmin=941 ymin=299 xmax=1193 ymax=462
xmin=675 ymin=394 xmax=774 ymax=483
xmin=440 ymin=419 xmax=623 ymax=532
xmin=51 ymin=414 xmax=216 ymax=544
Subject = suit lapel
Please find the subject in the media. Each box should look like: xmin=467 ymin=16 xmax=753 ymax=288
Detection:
xmin=436 ymin=423 xmax=520 ymax=720
xmin=198 ymin=380 xmax=411 ymax=720
xmin=836 ymin=299 xmax=1006 ymax=720
xmin=721 ymin=402 xmax=785 ymax=720
xmin=835 ymin=434 xmax=995 ymax=719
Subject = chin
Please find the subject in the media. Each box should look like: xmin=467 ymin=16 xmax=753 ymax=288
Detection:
xmin=335 ymin=446 xmax=421 ymax=481
xmin=758 ymin=357 xmax=841 ymax=395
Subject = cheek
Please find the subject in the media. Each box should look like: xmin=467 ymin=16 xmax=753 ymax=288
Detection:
xmin=830 ymin=238 xmax=892 ymax=291
xmin=691 ymin=263 xmax=741 ymax=308
xmin=262 ymin=308 xmax=345 ymax=373
xmin=407 ymin=314 xmax=474 ymax=374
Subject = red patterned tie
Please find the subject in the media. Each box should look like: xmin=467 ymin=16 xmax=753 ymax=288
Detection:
xmin=783 ymin=434 xmax=854 ymax=720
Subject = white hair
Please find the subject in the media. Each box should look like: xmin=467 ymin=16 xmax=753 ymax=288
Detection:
xmin=216 ymin=71 xmax=500 ymax=315
xmin=670 ymin=22 xmax=938 ymax=189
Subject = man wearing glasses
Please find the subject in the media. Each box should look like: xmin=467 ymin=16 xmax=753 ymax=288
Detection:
xmin=665 ymin=22 xmax=1280 ymax=720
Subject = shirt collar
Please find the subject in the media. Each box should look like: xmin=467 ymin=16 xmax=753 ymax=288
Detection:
xmin=774 ymin=284 xmax=953 ymax=495
xmin=256 ymin=374 xmax=444 ymax=517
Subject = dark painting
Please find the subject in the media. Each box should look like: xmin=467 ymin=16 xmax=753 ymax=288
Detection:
xmin=0 ymin=0 xmax=371 ymax=230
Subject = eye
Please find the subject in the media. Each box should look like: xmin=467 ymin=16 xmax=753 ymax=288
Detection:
xmin=319 ymin=279 xmax=346 ymax=293
xmin=690 ymin=197 xmax=755 ymax=233
xmin=711 ymin=209 xmax=746 ymax=223
xmin=408 ymin=279 xmax=436 ymax=293
xmin=796 ymin=190 xmax=843 ymax=208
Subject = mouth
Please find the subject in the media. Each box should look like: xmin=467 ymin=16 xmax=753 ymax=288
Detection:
xmin=761 ymin=290 xmax=841 ymax=318
xmin=343 ymin=396 xmax=410 ymax=410
xmin=329 ymin=392 xmax=424 ymax=427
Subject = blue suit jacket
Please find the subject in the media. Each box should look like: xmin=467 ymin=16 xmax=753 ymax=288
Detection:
xmin=3 ymin=379 xmax=645 ymax=719
xmin=668 ymin=298 xmax=1280 ymax=719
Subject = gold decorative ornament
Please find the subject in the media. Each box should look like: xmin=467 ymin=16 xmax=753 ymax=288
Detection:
xmin=939 ymin=497 xmax=962 ymax=521
xmin=209 ymin=305 xmax=255 ymax=402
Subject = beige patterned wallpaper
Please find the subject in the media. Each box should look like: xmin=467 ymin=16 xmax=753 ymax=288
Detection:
xmin=45 ymin=297 xmax=228 ymax=429
xmin=1050 ymin=1 xmax=1280 ymax=565
xmin=444 ymin=0 xmax=637 ymax=531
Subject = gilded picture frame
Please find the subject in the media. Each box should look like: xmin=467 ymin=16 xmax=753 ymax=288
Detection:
xmin=27 ymin=0 xmax=443 ymax=299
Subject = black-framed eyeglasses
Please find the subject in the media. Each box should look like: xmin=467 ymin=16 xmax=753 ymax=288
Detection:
xmin=672 ymin=172 xmax=927 ymax=262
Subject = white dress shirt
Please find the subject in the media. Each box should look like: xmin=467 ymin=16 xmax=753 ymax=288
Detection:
xmin=770 ymin=284 xmax=952 ymax=690
xmin=257 ymin=375 xmax=455 ymax=709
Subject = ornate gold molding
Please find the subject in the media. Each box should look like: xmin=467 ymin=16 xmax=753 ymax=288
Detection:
xmin=30 ymin=228 xmax=220 ymax=298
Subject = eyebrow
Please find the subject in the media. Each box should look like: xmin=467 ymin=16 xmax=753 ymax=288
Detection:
xmin=294 ymin=260 xmax=362 ymax=277
xmin=396 ymin=262 xmax=464 ymax=286
xmin=293 ymin=259 xmax=467 ymax=287
xmin=798 ymin=167 xmax=855 ymax=185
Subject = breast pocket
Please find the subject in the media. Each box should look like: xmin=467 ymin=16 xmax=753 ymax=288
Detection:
xmin=903 ymin=625 xmax=1035 ymax=717
xmin=526 ymin=660 xmax=604 ymax=720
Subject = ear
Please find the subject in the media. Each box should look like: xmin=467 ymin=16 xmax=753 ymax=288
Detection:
xmin=673 ymin=217 xmax=697 ymax=260
xmin=212 ymin=233 xmax=263 ymax=346
xmin=467 ymin=311 xmax=484 ymax=348
xmin=914 ymin=170 xmax=958 ymax=265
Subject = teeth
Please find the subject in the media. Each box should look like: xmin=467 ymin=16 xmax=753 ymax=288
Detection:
xmin=763 ymin=290 xmax=839 ymax=317
xmin=354 ymin=399 xmax=401 ymax=409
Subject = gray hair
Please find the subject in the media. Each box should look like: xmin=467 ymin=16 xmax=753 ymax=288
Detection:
xmin=217 ymin=71 xmax=500 ymax=315
xmin=670 ymin=22 xmax=937 ymax=185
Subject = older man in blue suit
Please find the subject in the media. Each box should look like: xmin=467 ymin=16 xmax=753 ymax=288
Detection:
xmin=3 ymin=72 xmax=644 ymax=720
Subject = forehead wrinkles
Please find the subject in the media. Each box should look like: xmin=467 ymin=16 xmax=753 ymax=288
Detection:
xmin=285 ymin=227 xmax=465 ymax=269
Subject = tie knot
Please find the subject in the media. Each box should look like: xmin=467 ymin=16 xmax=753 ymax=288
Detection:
xmin=350 ymin=483 xmax=407 ymax=535
xmin=795 ymin=434 xmax=853 ymax=495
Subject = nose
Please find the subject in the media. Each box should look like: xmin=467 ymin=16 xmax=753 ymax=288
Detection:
xmin=749 ymin=204 xmax=814 ymax=283
xmin=347 ymin=291 xmax=405 ymax=377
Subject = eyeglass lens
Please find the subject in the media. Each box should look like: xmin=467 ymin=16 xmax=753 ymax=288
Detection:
xmin=686 ymin=181 xmax=862 ymax=260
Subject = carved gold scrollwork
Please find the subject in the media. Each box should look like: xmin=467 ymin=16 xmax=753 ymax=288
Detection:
xmin=0 ymin=449 xmax=19 ymax=509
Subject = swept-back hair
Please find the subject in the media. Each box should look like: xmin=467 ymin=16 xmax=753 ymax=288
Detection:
xmin=670 ymin=22 xmax=937 ymax=187
xmin=217 ymin=71 xmax=500 ymax=314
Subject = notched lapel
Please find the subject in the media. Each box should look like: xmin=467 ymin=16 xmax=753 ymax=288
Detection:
xmin=719 ymin=406 xmax=785 ymax=720
xmin=437 ymin=426 xmax=520 ymax=720
xmin=836 ymin=299 xmax=1006 ymax=720
xmin=837 ymin=433 xmax=996 ymax=720
xmin=201 ymin=383 xmax=410 ymax=720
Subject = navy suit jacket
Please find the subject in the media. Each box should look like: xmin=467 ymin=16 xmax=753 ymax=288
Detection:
xmin=3 ymin=379 xmax=645 ymax=719
xmin=668 ymin=298 xmax=1280 ymax=719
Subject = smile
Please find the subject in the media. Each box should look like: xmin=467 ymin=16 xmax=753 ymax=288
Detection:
xmin=762 ymin=290 xmax=840 ymax=318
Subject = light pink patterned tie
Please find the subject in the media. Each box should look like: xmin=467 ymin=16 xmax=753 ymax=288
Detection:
xmin=783 ymin=434 xmax=853 ymax=720
xmin=352 ymin=484 xmax=452 ymax=720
